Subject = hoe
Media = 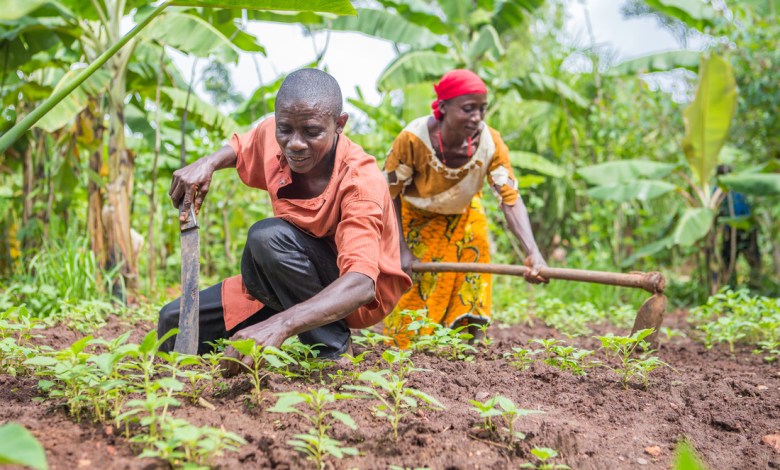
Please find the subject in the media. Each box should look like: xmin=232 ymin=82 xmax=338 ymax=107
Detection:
xmin=411 ymin=261 xmax=667 ymax=344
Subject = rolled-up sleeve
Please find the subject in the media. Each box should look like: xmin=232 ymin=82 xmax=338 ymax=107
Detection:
xmin=335 ymin=197 xmax=384 ymax=308
xmin=383 ymin=132 xmax=415 ymax=199
xmin=229 ymin=119 xmax=271 ymax=190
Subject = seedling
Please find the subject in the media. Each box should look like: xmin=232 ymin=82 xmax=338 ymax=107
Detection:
xmin=520 ymin=447 xmax=570 ymax=469
xmin=222 ymin=339 xmax=277 ymax=403
xmin=346 ymin=370 xmax=444 ymax=442
xmin=137 ymin=417 xmax=245 ymax=468
xmin=469 ymin=395 xmax=541 ymax=447
xmin=352 ymin=330 xmax=393 ymax=347
xmin=547 ymin=345 xmax=594 ymax=376
xmin=690 ymin=288 xmax=780 ymax=353
xmin=595 ymin=328 xmax=668 ymax=389
xmin=472 ymin=322 xmax=493 ymax=347
xmin=269 ymin=388 xmax=358 ymax=469
xmin=381 ymin=349 xmax=425 ymax=379
xmin=504 ymin=347 xmax=535 ymax=372
xmin=281 ymin=339 xmax=333 ymax=382
xmin=531 ymin=338 xmax=561 ymax=364
xmin=411 ymin=322 xmax=477 ymax=361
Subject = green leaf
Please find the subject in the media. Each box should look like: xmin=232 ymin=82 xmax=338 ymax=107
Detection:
xmin=467 ymin=25 xmax=504 ymax=64
xmin=682 ymin=54 xmax=737 ymax=187
xmin=720 ymin=173 xmax=780 ymax=196
xmin=161 ymin=86 xmax=240 ymax=136
xmin=404 ymin=388 xmax=445 ymax=409
xmin=644 ymin=0 xmax=718 ymax=30
xmin=672 ymin=439 xmax=707 ymax=470
xmin=156 ymin=377 xmax=185 ymax=392
xmin=586 ymin=180 xmax=677 ymax=202
xmin=0 ymin=423 xmax=48 ymax=470
xmin=503 ymin=73 xmax=590 ymax=111
xmin=328 ymin=8 xmax=442 ymax=49
xmin=377 ymin=50 xmax=457 ymax=91
xmin=268 ymin=393 xmax=306 ymax=413
xmin=168 ymin=0 xmax=357 ymax=15
xmin=492 ymin=0 xmax=544 ymax=33
xmin=376 ymin=0 xmax=448 ymax=34
xmin=577 ymin=160 xmax=677 ymax=186
xmin=609 ymin=51 xmax=701 ymax=76
xmin=144 ymin=12 xmax=239 ymax=63
xmin=0 ymin=0 xmax=51 ymax=20
xmin=330 ymin=410 xmax=358 ymax=429
xmin=510 ymin=151 xmax=565 ymax=177
xmin=24 ymin=356 xmax=58 ymax=367
xmin=34 ymin=68 xmax=111 ymax=133
xmin=671 ymin=207 xmax=714 ymax=247
xmin=227 ymin=338 xmax=257 ymax=356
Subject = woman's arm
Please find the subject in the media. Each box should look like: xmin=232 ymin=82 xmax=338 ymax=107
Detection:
xmin=394 ymin=196 xmax=417 ymax=277
xmin=500 ymin=195 xmax=548 ymax=283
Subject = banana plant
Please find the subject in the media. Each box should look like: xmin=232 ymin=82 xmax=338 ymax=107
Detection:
xmin=579 ymin=53 xmax=779 ymax=288
xmin=0 ymin=0 xmax=356 ymax=293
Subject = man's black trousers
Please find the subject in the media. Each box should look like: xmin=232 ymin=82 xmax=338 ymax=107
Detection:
xmin=157 ymin=218 xmax=351 ymax=359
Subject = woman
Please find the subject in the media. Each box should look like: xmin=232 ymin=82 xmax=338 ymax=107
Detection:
xmin=383 ymin=69 xmax=547 ymax=347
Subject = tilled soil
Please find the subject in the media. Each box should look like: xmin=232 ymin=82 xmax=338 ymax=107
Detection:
xmin=1 ymin=312 xmax=779 ymax=470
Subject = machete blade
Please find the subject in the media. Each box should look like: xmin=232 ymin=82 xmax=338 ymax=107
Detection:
xmin=174 ymin=206 xmax=200 ymax=355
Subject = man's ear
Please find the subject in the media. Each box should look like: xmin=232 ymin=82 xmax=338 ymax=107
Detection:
xmin=335 ymin=112 xmax=349 ymax=133
xmin=438 ymin=100 xmax=447 ymax=117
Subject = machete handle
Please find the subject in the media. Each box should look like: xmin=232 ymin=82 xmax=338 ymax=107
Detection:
xmin=178 ymin=203 xmax=199 ymax=232
xmin=411 ymin=262 xmax=665 ymax=294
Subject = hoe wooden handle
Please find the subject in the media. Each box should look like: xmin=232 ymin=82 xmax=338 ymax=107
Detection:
xmin=411 ymin=262 xmax=665 ymax=294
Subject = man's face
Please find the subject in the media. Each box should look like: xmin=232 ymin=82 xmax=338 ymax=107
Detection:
xmin=440 ymin=94 xmax=487 ymax=134
xmin=274 ymin=100 xmax=348 ymax=174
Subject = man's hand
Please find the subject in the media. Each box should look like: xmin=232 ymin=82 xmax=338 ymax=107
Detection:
xmin=169 ymin=158 xmax=215 ymax=223
xmin=220 ymin=314 xmax=292 ymax=377
xmin=524 ymin=251 xmax=549 ymax=284
xmin=400 ymin=245 xmax=419 ymax=278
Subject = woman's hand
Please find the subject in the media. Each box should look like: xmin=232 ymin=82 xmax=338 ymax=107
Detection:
xmin=524 ymin=251 xmax=548 ymax=284
xmin=400 ymin=245 xmax=419 ymax=278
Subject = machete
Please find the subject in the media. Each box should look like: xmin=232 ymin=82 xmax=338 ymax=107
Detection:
xmin=174 ymin=204 xmax=200 ymax=355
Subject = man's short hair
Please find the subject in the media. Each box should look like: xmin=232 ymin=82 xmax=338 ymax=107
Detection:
xmin=276 ymin=68 xmax=343 ymax=117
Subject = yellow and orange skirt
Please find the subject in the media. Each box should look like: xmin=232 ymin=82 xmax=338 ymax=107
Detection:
xmin=384 ymin=194 xmax=492 ymax=348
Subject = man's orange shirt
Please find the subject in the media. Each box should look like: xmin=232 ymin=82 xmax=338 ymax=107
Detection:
xmin=220 ymin=117 xmax=411 ymax=331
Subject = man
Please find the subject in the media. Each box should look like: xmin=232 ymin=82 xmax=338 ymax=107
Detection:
xmin=158 ymin=69 xmax=411 ymax=367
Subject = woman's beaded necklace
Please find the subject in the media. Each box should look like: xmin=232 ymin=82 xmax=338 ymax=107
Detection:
xmin=437 ymin=129 xmax=472 ymax=164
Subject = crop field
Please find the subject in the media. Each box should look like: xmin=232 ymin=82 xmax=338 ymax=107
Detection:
xmin=0 ymin=290 xmax=777 ymax=469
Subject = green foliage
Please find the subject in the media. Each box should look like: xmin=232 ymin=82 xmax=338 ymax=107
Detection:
xmin=269 ymin=388 xmax=358 ymax=469
xmin=136 ymin=417 xmax=245 ymax=469
xmin=0 ymin=235 xmax=121 ymax=317
xmin=689 ymin=288 xmax=780 ymax=359
xmin=401 ymin=310 xmax=477 ymax=361
xmin=672 ymin=439 xmax=708 ymax=470
xmin=0 ymin=423 xmax=48 ymax=470
xmin=222 ymin=339 xmax=283 ymax=403
xmin=346 ymin=369 xmax=444 ymax=442
xmin=595 ymin=329 xmax=668 ymax=389
xmin=469 ymin=394 xmax=542 ymax=447
xmin=520 ymin=446 xmax=570 ymax=469
xmin=504 ymin=347 xmax=536 ymax=371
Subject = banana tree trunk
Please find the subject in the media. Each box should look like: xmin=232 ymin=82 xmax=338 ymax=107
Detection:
xmin=105 ymin=66 xmax=137 ymax=298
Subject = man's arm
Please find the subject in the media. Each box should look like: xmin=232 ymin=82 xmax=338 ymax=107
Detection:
xmin=500 ymin=195 xmax=548 ymax=283
xmin=169 ymin=145 xmax=237 ymax=222
xmin=231 ymin=272 xmax=374 ymax=348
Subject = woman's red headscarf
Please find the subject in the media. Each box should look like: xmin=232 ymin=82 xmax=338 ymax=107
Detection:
xmin=431 ymin=69 xmax=488 ymax=120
